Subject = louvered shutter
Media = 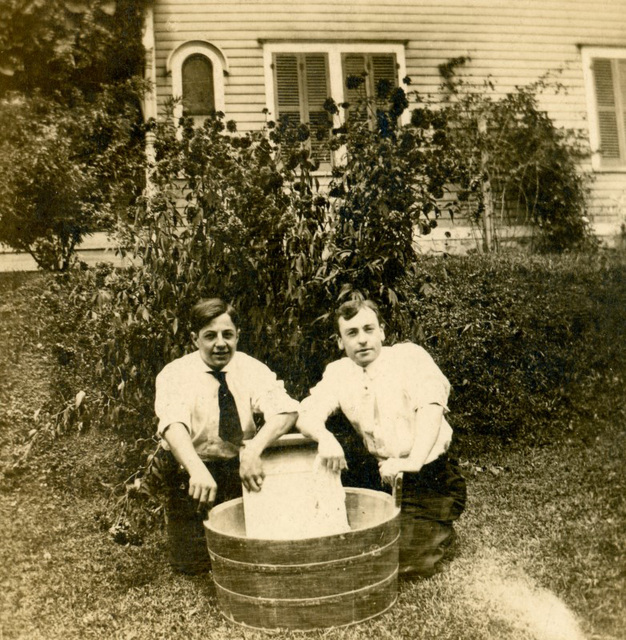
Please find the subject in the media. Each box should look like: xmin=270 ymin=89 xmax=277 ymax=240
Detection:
xmin=274 ymin=53 xmax=330 ymax=164
xmin=371 ymin=54 xmax=398 ymax=98
xmin=592 ymin=58 xmax=626 ymax=164
xmin=342 ymin=53 xmax=368 ymax=125
xmin=274 ymin=54 xmax=301 ymax=129
xmin=304 ymin=54 xmax=331 ymax=163
xmin=342 ymin=53 xmax=398 ymax=126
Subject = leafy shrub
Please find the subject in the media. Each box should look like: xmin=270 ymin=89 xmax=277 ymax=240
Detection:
xmin=322 ymin=79 xmax=455 ymax=310
xmin=11 ymin=252 xmax=623 ymax=539
xmin=34 ymin=252 xmax=626 ymax=457
xmin=83 ymin=74 xmax=604 ymax=450
xmin=22 ymin=69 xmax=605 ymax=448
xmin=0 ymin=0 xmax=145 ymax=99
xmin=0 ymin=0 xmax=147 ymax=270
xmin=409 ymin=253 xmax=626 ymax=451
xmin=98 ymin=90 xmax=452 ymax=429
xmin=0 ymin=83 xmax=146 ymax=270
xmin=438 ymin=59 xmax=595 ymax=252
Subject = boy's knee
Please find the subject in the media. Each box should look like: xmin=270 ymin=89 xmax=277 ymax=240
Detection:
xmin=398 ymin=519 xmax=457 ymax=578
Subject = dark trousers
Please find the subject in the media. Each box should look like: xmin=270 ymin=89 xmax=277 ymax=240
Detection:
xmin=162 ymin=453 xmax=242 ymax=574
xmin=327 ymin=412 xmax=467 ymax=577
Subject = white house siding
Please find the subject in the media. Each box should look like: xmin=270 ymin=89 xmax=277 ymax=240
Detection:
xmin=0 ymin=233 xmax=135 ymax=272
xmin=149 ymin=0 xmax=626 ymax=243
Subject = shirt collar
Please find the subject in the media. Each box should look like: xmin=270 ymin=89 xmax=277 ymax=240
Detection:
xmin=348 ymin=346 xmax=388 ymax=379
xmin=193 ymin=349 xmax=238 ymax=374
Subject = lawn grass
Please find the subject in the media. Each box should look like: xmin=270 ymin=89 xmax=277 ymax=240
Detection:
xmin=2 ymin=418 xmax=623 ymax=640
xmin=0 ymin=258 xmax=624 ymax=640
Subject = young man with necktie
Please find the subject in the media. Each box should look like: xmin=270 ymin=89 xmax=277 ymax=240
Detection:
xmin=296 ymin=299 xmax=466 ymax=578
xmin=155 ymin=298 xmax=299 ymax=572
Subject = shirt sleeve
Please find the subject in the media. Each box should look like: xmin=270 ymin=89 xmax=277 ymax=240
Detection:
xmin=248 ymin=357 xmax=299 ymax=419
xmin=154 ymin=362 xmax=191 ymax=437
xmin=297 ymin=361 xmax=343 ymax=429
xmin=397 ymin=343 xmax=451 ymax=411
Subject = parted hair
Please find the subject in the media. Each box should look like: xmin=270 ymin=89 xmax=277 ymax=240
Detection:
xmin=334 ymin=299 xmax=382 ymax=332
xmin=189 ymin=298 xmax=239 ymax=334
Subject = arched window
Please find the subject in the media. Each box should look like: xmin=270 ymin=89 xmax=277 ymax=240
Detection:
xmin=182 ymin=54 xmax=215 ymax=116
xmin=167 ymin=41 xmax=228 ymax=123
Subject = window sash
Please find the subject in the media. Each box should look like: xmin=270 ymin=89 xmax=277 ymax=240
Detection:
xmin=182 ymin=54 xmax=215 ymax=117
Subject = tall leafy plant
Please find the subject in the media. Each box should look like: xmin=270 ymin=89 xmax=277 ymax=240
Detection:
xmin=324 ymin=76 xmax=454 ymax=321
xmin=108 ymin=109 xmax=333 ymax=415
xmin=0 ymin=83 xmax=145 ymax=271
xmin=0 ymin=0 xmax=146 ymax=98
xmin=97 ymin=84 xmax=454 ymax=434
xmin=0 ymin=0 xmax=147 ymax=270
xmin=439 ymin=58 xmax=595 ymax=252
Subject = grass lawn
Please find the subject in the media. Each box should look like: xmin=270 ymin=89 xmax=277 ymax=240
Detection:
xmin=0 ymin=260 xmax=624 ymax=640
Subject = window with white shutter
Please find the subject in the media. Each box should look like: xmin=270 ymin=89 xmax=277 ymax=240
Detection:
xmin=583 ymin=48 xmax=626 ymax=170
xmin=263 ymin=43 xmax=407 ymax=171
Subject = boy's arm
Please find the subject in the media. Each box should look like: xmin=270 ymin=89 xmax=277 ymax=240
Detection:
xmin=297 ymin=369 xmax=347 ymax=472
xmin=163 ymin=422 xmax=218 ymax=509
xmin=407 ymin=403 xmax=444 ymax=469
xmin=296 ymin=392 xmax=348 ymax=471
xmin=239 ymin=411 xmax=298 ymax=491
xmin=155 ymin=366 xmax=217 ymax=509
xmin=241 ymin=360 xmax=301 ymax=491
xmin=296 ymin=412 xmax=347 ymax=472
xmin=378 ymin=403 xmax=443 ymax=484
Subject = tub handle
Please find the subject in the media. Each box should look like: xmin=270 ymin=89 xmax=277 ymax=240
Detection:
xmin=393 ymin=472 xmax=403 ymax=509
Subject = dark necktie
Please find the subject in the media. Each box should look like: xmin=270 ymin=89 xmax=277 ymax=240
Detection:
xmin=210 ymin=370 xmax=243 ymax=445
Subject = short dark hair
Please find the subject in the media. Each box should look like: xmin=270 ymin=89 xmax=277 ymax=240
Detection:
xmin=334 ymin=299 xmax=382 ymax=332
xmin=190 ymin=298 xmax=239 ymax=334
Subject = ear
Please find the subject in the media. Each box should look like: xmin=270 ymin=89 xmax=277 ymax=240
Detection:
xmin=337 ymin=335 xmax=345 ymax=352
xmin=380 ymin=324 xmax=386 ymax=342
xmin=191 ymin=331 xmax=199 ymax=349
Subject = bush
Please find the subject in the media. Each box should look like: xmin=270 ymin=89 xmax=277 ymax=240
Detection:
xmin=100 ymin=91 xmax=452 ymax=426
xmin=409 ymin=253 xmax=625 ymax=450
xmin=40 ymin=253 xmax=626 ymax=453
xmin=13 ymin=252 xmax=624 ymax=532
xmin=0 ymin=0 xmax=146 ymax=99
xmin=438 ymin=60 xmax=595 ymax=252
xmin=0 ymin=0 xmax=147 ymax=271
xmin=80 ymin=87 xmax=607 ymax=450
xmin=0 ymin=84 xmax=146 ymax=270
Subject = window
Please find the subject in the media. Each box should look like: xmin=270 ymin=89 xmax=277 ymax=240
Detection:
xmin=582 ymin=47 xmax=626 ymax=170
xmin=263 ymin=43 xmax=407 ymax=167
xmin=181 ymin=54 xmax=215 ymax=116
xmin=167 ymin=41 xmax=227 ymax=123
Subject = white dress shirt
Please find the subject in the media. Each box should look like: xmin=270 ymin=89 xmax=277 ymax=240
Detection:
xmin=298 ymin=342 xmax=453 ymax=462
xmin=155 ymin=350 xmax=299 ymax=460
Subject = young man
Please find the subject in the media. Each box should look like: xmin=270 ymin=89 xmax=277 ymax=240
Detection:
xmin=296 ymin=299 xmax=466 ymax=577
xmin=155 ymin=298 xmax=298 ymax=573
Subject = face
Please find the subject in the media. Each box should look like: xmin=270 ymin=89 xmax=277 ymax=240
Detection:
xmin=192 ymin=313 xmax=239 ymax=370
xmin=337 ymin=307 xmax=385 ymax=368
